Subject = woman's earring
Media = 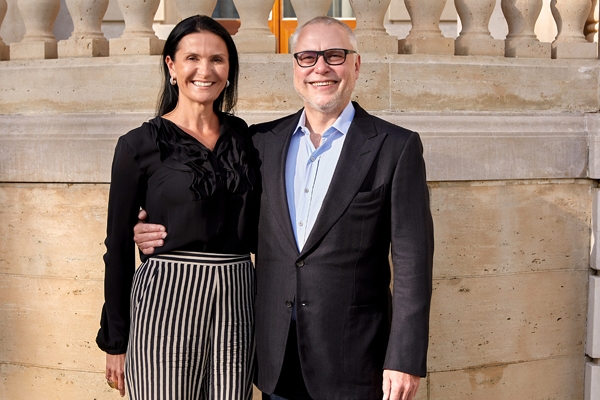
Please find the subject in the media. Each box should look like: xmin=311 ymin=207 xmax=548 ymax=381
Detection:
xmin=170 ymin=76 xmax=177 ymax=86
xmin=226 ymin=80 xmax=230 ymax=88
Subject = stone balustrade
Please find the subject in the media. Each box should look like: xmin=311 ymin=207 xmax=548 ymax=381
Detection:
xmin=0 ymin=0 xmax=597 ymax=60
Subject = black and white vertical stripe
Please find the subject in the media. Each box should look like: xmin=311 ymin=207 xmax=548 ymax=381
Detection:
xmin=125 ymin=251 xmax=255 ymax=400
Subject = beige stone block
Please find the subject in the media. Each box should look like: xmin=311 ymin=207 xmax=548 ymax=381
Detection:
xmin=0 ymin=184 xmax=108 ymax=279
xmin=552 ymin=40 xmax=598 ymax=59
xmin=585 ymin=360 xmax=600 ymax=400
xmin=10 ymin=40 xmax=57 ymax=60
xmin=233 ymin=35 xmax=276 ymax=53
xmin=398 ymin=36 xmax=455 ymax=55
xmin=237 ymin=54 xmax=301 ymax=112
xmin=356 ymin=35 xmax=398 ymax=53
xmin=505 ymin=39 xmax=552 ymax=58
xmin=109 ymin=37 xmax=164 ymax=56
xmin=0 ymin=274 xmax=105 ymax=370
xmin=588 ymin=276 xmax=600 ymax=358
xmin=429 ymin=181 xmax=591 ymax=278
xmin=0 ymin=363 xmax=116 ymax=400
xmin=352 ymin=54 xmax=390 ymax=111
xmin=389 ymin=55 xmax=598 ymax=112
xmin=0 ymin=42 xmax=8 ymax=60
xmin=58 ymin=37 xmax=109 ymax=58
xmin=455 ymin=37 xmax=505 ymax=57
xmin=428 ymin=270 xmax=588 ymax=370
xmin=429 ymin=356 xmax=584 ymax=399
xmin=0 ymin=57 xmax=163 ymax=114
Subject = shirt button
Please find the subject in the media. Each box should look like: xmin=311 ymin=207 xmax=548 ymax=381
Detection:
xmin=298 ymin=221 xmax=304 ymax=227
xmin=296 ymin=260 xmax=305 ymax=268
xmin=285 ymin=301 xmax=293 ymax=308
xmin=310 ymin=156 xmax=316 ymax=162
xmin=304 ymin=188 xmax=309 ymax=193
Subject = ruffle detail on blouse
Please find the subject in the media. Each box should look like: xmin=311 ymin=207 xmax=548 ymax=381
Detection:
xmin=148 ymin=116 xmax=254 ymax=200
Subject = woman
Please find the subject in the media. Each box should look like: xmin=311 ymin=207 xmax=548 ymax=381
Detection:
xmin=96 ymin=15 xmax=259 ymax=400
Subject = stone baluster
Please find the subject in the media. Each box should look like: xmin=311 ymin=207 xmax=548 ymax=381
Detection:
xmin=10 ymin=0 xmax=59 ymax=59
xmin=454 ymin=0 xmax=504 ymax=56
xmin=232 ymin=0 xmax=276 ymax=53
xmin=551 ymin=0 xmax=597 ymax=58
xmin=175 ymin=0 xmax=218 ymax=19
xmin=57 ymin=0 xmax=109 ymax=57
xmin=288 ymin=0 xmax=331 ymax=52
xmin=0 ymin=0 xmax=8 ymax=60
xmin=501 ymin=0 xmax=551 ymax=58
xmin=349 ymin=0 xmax=397 ymax=53
xmin=291 ymin=0 xmax=331 ymax=29
xmin=585 ymin=0 xmax=598 ymax=42
xmin=110 ymin=0 xmax=164 ymax=55
xmin=399 ymin=0 xmax=454 ymax=55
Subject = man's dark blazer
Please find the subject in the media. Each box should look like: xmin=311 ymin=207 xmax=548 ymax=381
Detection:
xmin=250 ymin=102 xmax=434 ymax=400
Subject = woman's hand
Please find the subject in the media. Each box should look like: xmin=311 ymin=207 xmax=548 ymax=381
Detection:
xmin=106 ymin=353 xmax=126 ymax=397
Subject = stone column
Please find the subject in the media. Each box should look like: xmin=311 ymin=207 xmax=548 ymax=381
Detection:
xmin=551 ymin=0 xmax=597 ymax=58
xmin=175 ymin=0 xmax=218 ymax=19
xmin=288 ymin=0 xmax=331 ymax=52
xmin=57 ymin=0 xmax=109 ymax=57
xmin=584 ymin=0 xmax=598 ymax=42
xmin=231 ymin=0 xmax=276 ymax=53
xmin=0 ymin=0 xmax=9 ymax=60
xmin=349 ymin=0 xmax=397 ymax=53
xmin=110 ymin=0 xmax=164 ymax=55
xmin=501 ymin=0 xmax=551 ymax=58
xmin=10 ymin=0 xmax=59 ymax=59
xmin=398 ymin=0 xmax=454 ymax=55
xmin=454 ymin=0 xmax=504 ymax=56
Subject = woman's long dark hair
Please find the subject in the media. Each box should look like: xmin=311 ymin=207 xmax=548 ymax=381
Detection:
xmin=157 ymin=15 xmax=239 ymax=116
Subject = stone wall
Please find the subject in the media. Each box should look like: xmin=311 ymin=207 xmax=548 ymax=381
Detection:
xmin=0 ymin=54 xmax=598 ymax=399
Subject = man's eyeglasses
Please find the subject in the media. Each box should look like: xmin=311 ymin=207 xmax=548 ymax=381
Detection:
xmin=293 ymin=48 xmax=357 ymax=68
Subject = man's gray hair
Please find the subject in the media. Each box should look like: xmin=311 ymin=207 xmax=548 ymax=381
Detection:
xmin=290 ymin=16 xmax=358 ymax=53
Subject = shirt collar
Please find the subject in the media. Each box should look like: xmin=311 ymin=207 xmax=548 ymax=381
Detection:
xmin=293 ymin=102 xmax=356 ymax=137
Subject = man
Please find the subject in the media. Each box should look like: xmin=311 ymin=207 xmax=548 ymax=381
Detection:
xmin=135 ymin=17 xmax=433 ymax=400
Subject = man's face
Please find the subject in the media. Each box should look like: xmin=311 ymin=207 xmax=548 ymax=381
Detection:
xmin=293 ymin=23 xmax=361 ymax=117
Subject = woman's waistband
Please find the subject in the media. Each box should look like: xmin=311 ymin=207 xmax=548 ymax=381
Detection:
xmin=150 ymin=251 xmax=251 ymax=265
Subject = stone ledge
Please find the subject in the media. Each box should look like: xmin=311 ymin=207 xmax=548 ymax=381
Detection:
xmin=0 ymin=112 xmax=589 ymax=183
xmin=0 ymin=55 xmax=597 ymax=114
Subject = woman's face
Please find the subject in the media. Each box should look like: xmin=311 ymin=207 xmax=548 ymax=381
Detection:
xmin=166 ymin=31 xmax=230 ymax=110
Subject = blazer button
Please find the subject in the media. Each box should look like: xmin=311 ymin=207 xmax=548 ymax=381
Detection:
xmin=285 ymin=301 xmax=293 ymax=308
xmin=295 ymin=260 xmax=305 ymax=268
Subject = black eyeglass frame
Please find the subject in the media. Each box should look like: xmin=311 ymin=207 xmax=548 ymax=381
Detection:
xmin=293 ymin=48 xmax=357 ymax=68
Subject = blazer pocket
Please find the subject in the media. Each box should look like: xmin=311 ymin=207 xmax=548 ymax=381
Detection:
xmin=342 ymin=305 xmax=387 ymax=386
xmin=352 ymin=184 xmax=385 ymax=204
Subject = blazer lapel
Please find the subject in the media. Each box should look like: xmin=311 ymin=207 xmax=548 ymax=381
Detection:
xmin=261 ymin=110 xmax=302 ymax=254
xmin=299 ymin=104 xmax=387 ymax=257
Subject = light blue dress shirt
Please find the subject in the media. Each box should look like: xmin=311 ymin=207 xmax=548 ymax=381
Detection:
xmin=285 ymin=102 xmax=356 ymax=251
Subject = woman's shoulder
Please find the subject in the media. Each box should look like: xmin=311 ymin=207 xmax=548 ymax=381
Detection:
xmin=222 ymin=113 xmax=249 ymax=133
xmin=116 ymin=116 xmax=162 ymax=156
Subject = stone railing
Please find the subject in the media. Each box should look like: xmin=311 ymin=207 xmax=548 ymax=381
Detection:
xmin=0 ymin=0 xmax=598 ymax=61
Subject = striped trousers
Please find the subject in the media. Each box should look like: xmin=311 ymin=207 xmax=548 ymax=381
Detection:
xmin=125 ymin=251 xmax=255 ymax=400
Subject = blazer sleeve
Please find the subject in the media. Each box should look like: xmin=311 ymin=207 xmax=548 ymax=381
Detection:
xmin=96 ymin=135 xmax=145 ymax=355
xmin=384 ymin=131 xmax=434 ymax=377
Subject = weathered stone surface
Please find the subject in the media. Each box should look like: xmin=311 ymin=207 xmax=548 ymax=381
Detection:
xmin=430 ymin=180 xmax=591 ymax=278
xmin=429 ymin=270 xmax=588 ymax=370
xmin=0 ymin=184 xmax=108 ymax=279
xmin=0 ymin=112 xmax=589 ymax=183
xmin=429 ymin=356 xmax=584 ymax=399
xmin=0 ymin=274 xmax=104 ymax=369
xmin=389 ymin=55 xmax=598 ymax=112
xmin=0 ymin=56 xmax=597 ymax=114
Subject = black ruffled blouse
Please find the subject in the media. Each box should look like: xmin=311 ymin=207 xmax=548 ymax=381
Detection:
xmin=96 ymin=114 xmax=260 ymax=354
